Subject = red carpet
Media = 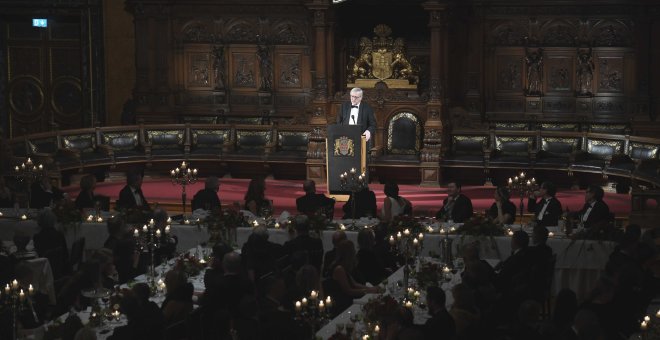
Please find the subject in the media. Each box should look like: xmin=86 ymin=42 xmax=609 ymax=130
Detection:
xmin=62 ymin=178 xmax=631 ymax=218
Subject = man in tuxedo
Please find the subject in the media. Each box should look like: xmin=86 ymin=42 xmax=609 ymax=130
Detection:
xmin=201 ymin=252 xmax=254 ymax=318
xmin=423 ymin=286 xmax=456 ymax=340
xmin=495 ymin=230 xmax=532 ymax=299
xmin=337 ymin=87 xmax=377 ymax=146
xmin=30 ymin=177 xmax=64 ymax=209
xmin=282 ymin=215 xmax=324 ymax=272
xmin=191 ymin=176 xmax=221 ymax=211
xmin=296 ymin=180 xmax=335 ymax=217
xmin=117 ymin=171 xmax=150 ymax=211
xmin=527 ymin=181 xmax=563 ymax=227
xmin=435 ymin=181 xmax=473 ymax=222
xmin=321 ymin=230 xmax=346 ymax=278
xmin=578 ymin=185 xmax=611 ymax=228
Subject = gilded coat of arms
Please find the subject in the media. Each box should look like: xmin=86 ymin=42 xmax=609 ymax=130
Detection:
xmin=334 ymin=136 xmax=355 ymax=156
xmin=346 ymin=24 xmax=419 ymax=88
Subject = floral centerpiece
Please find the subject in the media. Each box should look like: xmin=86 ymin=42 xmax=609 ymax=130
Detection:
xmin=388 ymin=214 xmax=425 ymax=235
xmin=414 ymin=261 xmax=441 ymax=289
xmin=53 ymin=199 xmax=83 ymax=236
xmin=455 ymin=213 xmax=505 ymax=237
xmin=174 ymin=252 xmax=206 ymax=277
xmin=202 ymin=207 xmax=247 ymax=246
xmin=362 ymin=295 xmax=401 ymax=326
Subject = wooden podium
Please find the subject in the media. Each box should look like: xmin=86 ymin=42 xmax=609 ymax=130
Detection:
xmin=325 ymin=124 xmax=366 ymax=201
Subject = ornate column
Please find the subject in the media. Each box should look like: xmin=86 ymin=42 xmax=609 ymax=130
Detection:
xmin=420 ymin=1 xmax=447 ymax=186
xmin=308 ymin=1 xmax=329 ymax=105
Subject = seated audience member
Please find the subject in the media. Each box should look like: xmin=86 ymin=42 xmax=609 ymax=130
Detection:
xmin=161 ymin=269 xmax=194 ymax=326
xmin=342 ymin=186 xmax=377 ymax=219
xmin=285 ymin=264 xmax=321 ymax=307
xmin=435 ymin=181 xmax=473 ymax=223
xmin=241 ymin=226 xmax=284 ymax=282
xmin=89 ymin=248 xmax=118 ymax=290
xmin=244 ymin=177 xmax=272 ymax=217
xmin=527 ymin=225 xmax=554 ymax=302
xmin=527 ymin=181 xmax=563 ymax=227
xmin=191 ymin=176 xmax=221 ymax=211
xmin=283 ymin=215 xmax=324 ymax=272
xmin=113 ymin=227 xmax=143 ymax=284
xmin=258 ymin=275 xmax=305 ymax=340
xmin=356 ymin=228 xmax=389 ymax=285
xmin=487 ymin=186 xmax=516 ymax=225
xmin=383 ymin=306 xmax=425 ymax=340
xmin=109 ymin=283 xmax=164 ymax=340
xmin=73 ymin=326 xmax=97 ymax=340
xmin=74 ymin=174 xmax=97 ymax=210
xmin=322 ymin=230 xmax=347 ymax=279
xmin=204 ymin=242 xmax=234 ymax=289
xmin=576 ymin=185 xmax=611 ymax=229
xmin=296 ymin=180 xmax=335 ymax=217
xmin=380 ymin=181 xmax=412 ymax=223
xmin=325 ymin=240 xmax=382 ymax=316
xmin=10 ymin=232 xmax=37 ymax=264
xmin=449 ymin=283 xmax=482 ymax=339
xmin=103 ymin=217 xmax=124 ymax=251
xmin=423 ymin=286 xmax=456 ymax=340
xmin=563 ymin=309 xmax=602 ymax=340
xmin=202 ymin=252 xmax=254 ymax=319
xmin=461 ymin=243 xmax=497 ymax=311
xmin=117 ymin=171 xmax=150 ymax=211
xmin=31 ymin=177 xmax=64 ymax=209
xmin=33 ymin=208 xmax=70 ymax=278
xmin=495 ymin=230 xmax=533 ymax=317
xmin=0 ymin=176 xmax=14 ymax=207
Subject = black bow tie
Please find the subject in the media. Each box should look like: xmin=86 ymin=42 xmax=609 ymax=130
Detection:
xmin=351 ymin=105 xmax=358 ymax=109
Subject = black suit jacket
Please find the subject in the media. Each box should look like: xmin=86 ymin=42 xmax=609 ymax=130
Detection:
xmin=118 ymin=185 xmax=150 ymax=211
xmin=337 ymin=101 xmax=377 ymax=139
xmin=283 ymin=234 xmax=324 ymax=272
xmin=528 ymin=196 xmax=563 ymax=227
xmin=296 ymin=193 xmax=334 ymax=216
xmin=342 ymin=189 xmax=377 ymax=219
xmin=435 ymin=194 xmax=473 ymax=223
xmin=578 ymin=200 xmax=611 ymax=228
xmin=191 ymin=188 xmax=221 ymax=211
xmin=74 ymin=190 xmax=96 ymax=210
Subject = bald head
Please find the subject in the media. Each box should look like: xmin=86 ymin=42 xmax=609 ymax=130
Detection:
xmin=303 ymin=180 xmax=316 ymax=194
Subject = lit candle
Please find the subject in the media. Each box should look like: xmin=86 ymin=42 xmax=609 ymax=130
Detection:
xmin=641 ymin=321 xmax=648 ymax=331
xmin=14 ymin=166 xmax=19 ymax=172
xmin=340 ymin=224 xmax=346 ymax=231
xmin=301 ymin=297 xmax=308 ymax=307
xmin=28 ymin=284 xmax=34 ymax=295
xmin=350 ymin=168 xmax=356 ymax=174
xmin=149 ymin=219 xmax=155 ymax=226
xmin=531 ymin=178 xmax=536 ymax=184
xmin=253 ymin=220 xmax=259 ymax=227
xmin=184 ymin=219 xmax=190 ymax=225
xmin=87 ymin=215 xmax=94 ymax=222
xmin=175 ymin=168 xmax=180 ymax=173
xmin=21 ymin=214 xmax=27 ymax=220
xmin=374 ymin=325 xmax=380 ymax=333
xmin=404 ymin=229 xmax=410 ymax=236
xmin=548 ymin=231 xmax=554 ymax=237
xmin=405 ymin=300 xmax=413 ymax=308
xmin=508 ymin=230 xmax=514 ymax=236
xmin=362 ymin=335 xmax=370 ymax=340
xmin=199 ymin=258 xmax=206 ymax=264
xmin=134 ymin=229 xmax=139 ymax=237
xmin=156 ymin=229 xmax=161 ymax=237
xmin=19 ymin=289 xmax=25 ymax=301
xmin=167 ymin=217 xmax=172 ymax=223
xmin=318 ymin=300 xmax=325 ymax=311
xmin=274 ymin=222 xmax=280 ymax=229
xmin=443 ymin=266 xmax=450 ymax=274
xmin=414 ymin=290 xmax=421 ymax=298
xmin=396 ymin=231 xmax=402 ymax=239
xmin=325 ymin=296 xmax=332 ymax=308
xmin=526 ymin=180 xmax=531 ymax=186
xmin=97 ymin=217 xmax=103 ymax=223
xmin=656 ymin=309 xmax=660 ymax=318
xmin=12 ymin=280 xmax=18 ymax=290
xmin=310 ymin=290 xmax=318 ymax=300
xmin=389 ymin=236 xmax=395 ymax=245
xmin=181 ymin=161 xmax=186 ymax=169
xmin=418 ymin=232 xmax=424 ymax=240
xmin=514 ymin=176 xmax=518 ymax=182
xmin=644 ymin=316 xmax=651 ymax=322
xmin=295 ymin=301 xmax=302 ymax=312
xmin=427 ymin=226 xmax=433 ymax=233
xmin=21 ymin=163 xmax=25 ymax=169
xmin=0 ymin=212 xmax=3 ymax=217
xmin=26 ymin=158 xmax=32 ymax=165
xmin=450 ymin=226 xmax=456 ymax=232
xmin=142 ymin=225 xmax=148 ymax=232
xmin=5 ymin=284 xmax=9 ymax=294
xmin=170 ymin=170 xmax=176 ymax=176
xmin=157 ymin=279 xmax=164 ymax=286
xmin=413 ymin=238 xmax=419 ymax=247
xmin=520 ymin=172 xmax=525 ymax=178
xmin=38 ymin=164 xmax=43 ymax=170
xmin=165 ymin=225 xmax=170 ymax=234
xmin=508 ymin=178 xmax=513 ymax=185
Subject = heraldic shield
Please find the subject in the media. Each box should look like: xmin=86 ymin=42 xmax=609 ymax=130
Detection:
xmin=326 ymin=124 xmax=366 ymax=194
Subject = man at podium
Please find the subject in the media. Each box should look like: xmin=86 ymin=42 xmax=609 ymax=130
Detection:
xmin=337 ymin=87 xmax=377 ymax=145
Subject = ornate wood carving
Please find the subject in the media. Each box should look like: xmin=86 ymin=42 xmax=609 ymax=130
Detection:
xmin=597 ymin=57 xmax=623 ymax=93
xmin=496 ymin=55 xmax=522 ymax=91
xmin=232 ymin=53 xmax=257 ymax=88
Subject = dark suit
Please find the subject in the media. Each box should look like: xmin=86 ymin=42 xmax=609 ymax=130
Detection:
xmin=191 ymin=188 xmax=221 ymax=211
xmin=423 ymin=308 xmax=456 ymax=340
xmin=30 ymin=183 xmax=63 ymax=209
xmin=74 ymin=191 xmax=96 ymax=210
xmin=283 ymin=234 xmax=324 ymax=272
xmin=578 ymin=200 xmax=611 ymax=228
xmin=202 ymin=273 xmax=254 ymax=317
xmin=435 ymin=194 xmax=473 ymax=223
xmin=296 ymin=193 xmax=335 ymax=216
xmin=117 ymin=185 xmax=150 ymax=211
xmin=342 ymin=189 xmax=377 ymax=219
xmin=528 ymin=196 xmax=563 ymax=227
xmin=337 ymin=101 xmax=377 ymax=139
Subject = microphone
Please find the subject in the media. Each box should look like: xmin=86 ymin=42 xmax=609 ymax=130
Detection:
xmin=351 ymin=115 xmax=356 ymax=125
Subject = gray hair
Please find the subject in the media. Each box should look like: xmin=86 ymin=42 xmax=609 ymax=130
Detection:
xmin=253 ymin=225 xmax=269 ymax=240
xmin=37 ymin=208 xmax=57 ymax=229
xmin=350 ymin=87 xmax=363 ymax=96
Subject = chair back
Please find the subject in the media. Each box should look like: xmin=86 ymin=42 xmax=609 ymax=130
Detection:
xmin=70 ymin=237 xmax=86 ymax=271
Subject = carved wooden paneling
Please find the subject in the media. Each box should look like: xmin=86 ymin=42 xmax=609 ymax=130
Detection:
xmin=278 ymin=54 xmax=302 ymax=88
xmin=230 ymin=52 xmax=257 ymax=88
xmin=9 ymin=47 xmax=41 ymax=79
xmin=185 ymin=51 xmax=212 ymax=89
xmin=596 ymin=56 xmax=624 ymax=93
xmin=496 ymin=55 xmax=523 ymax=92
xmin=545 ymin=54 xmax=573 ymax=94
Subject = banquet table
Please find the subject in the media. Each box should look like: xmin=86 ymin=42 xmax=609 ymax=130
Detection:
xmin=1 ymin=209 xmax=615 ymax=300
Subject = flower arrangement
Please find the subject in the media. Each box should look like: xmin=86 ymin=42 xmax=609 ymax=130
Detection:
xmin=361 ymin=295 xmax=401 ymax=326
xmin=414 ymin=261 xmax=441 ymax=289
xmin=388 ymin=214 xmax=425 ymax=235
xmin=174 ymin=252 xmax=206 ymax=277
xmin=53 ymin=199 xmax=83 ymax=235
xmin=203 ymin=207 xmax=247 ymax=246
xmin=455 ymin=213 xmax=505 ymax=237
